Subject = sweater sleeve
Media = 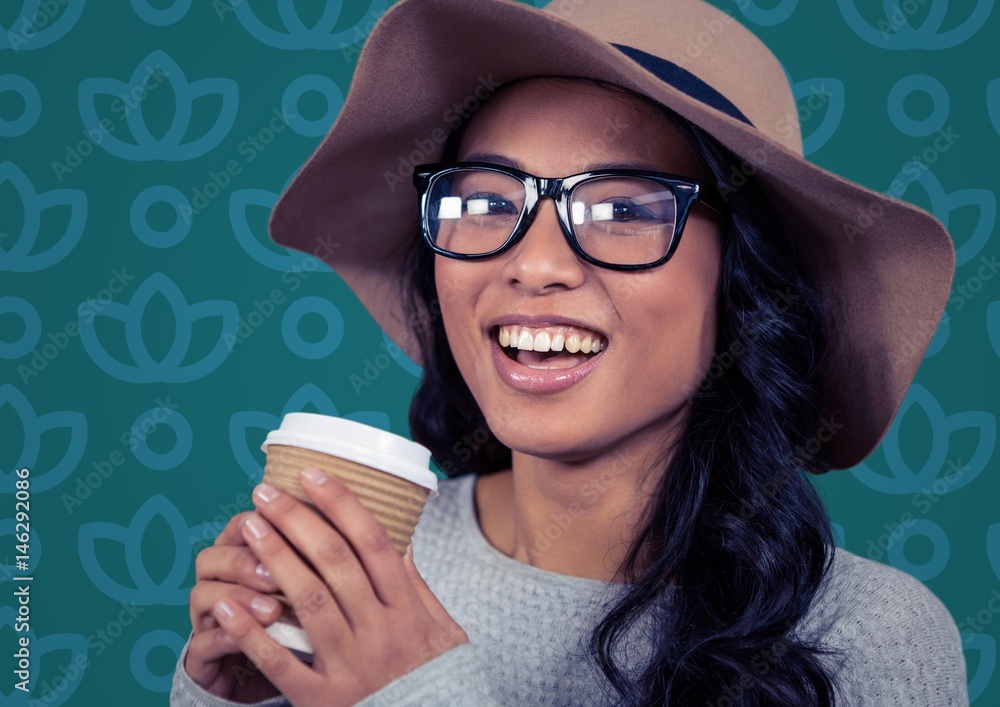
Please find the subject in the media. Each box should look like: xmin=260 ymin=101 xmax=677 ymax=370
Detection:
xmin=169 ymin=639 xmax=290 ymax=707
xmin=354 ymin=641 xmax=502 ymax=707
xmin=813 ymin=556 xmax=970 ymax=706
xmin=170 ymin=638 xmax=502 ymax=707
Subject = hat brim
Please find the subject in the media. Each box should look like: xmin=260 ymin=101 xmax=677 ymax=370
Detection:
xmin=268 ymin=0 xmax=955 ymax=472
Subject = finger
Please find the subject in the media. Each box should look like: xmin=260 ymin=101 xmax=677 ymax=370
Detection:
xmin=402 ymin=545 xmax=457 ymax=630
xmin=298 ymin=468 xmax=416 ymax=610
xmin=212 ymin=598 xmax=318 ymax=702
xmin=241 ymin=511 xmax=348 ymax=649
xmin=250 ymin=482 xmax=381 ymax=625
xmin=186 ymin=626 xmax=240 ymax=688
xmin=189 ymin=581 xmax=284 ymax=633
xmin=195 ymin=545 xmax=279 ymax=594
xmin=214 ymin=511 xmax=256 ymax=547
xmin=402 ymin=547 xmax=469 ymax=653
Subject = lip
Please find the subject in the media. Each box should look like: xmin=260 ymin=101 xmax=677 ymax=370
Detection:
xmin=490 ymin=335 xmax=605 ymax=394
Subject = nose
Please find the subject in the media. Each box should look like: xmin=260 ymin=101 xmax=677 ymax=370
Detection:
xmin=499 ymin=198 xmax=586 ymax=292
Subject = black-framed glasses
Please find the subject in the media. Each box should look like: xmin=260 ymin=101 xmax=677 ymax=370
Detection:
xmin=412 ymin=161 xmax=722 ymax=271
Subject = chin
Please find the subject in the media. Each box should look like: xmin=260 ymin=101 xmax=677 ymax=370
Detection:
xmin=486 ymin=420 xmax=610 ymax=464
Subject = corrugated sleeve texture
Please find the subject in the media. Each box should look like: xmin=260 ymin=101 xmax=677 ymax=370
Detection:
xmin=171 ymin=473 xmax=969 ymax=706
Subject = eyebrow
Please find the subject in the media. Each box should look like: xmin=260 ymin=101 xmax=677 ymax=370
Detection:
xmin=460 ymin=151 xmax=668 ymax=174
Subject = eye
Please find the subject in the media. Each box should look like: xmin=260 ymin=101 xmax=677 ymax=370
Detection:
xmin=590 ymin=198 xmax=659 ymax=223
xmin=465 ymin=192 xmax=519 ymax=217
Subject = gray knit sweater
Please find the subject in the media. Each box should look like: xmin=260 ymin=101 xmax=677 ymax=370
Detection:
xmin=170 ymin=472 xmax=969 ymax=706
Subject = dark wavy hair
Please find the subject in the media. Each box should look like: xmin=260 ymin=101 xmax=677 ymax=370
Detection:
xmin=399 ymin=77 xmax=842 ymax=706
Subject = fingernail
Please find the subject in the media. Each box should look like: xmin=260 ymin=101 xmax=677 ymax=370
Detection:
xmin=255 ymin=563 xmax=276 ymax=586
xmin=301 ymin=467 xmax=328 ymax=485
xmin=250 ymin=595 xmax=280 ymax=617
xmin=253 ymin=482 xmax=280 ymax=504
xmin=214 ymin=599 xmax=236 ymax=624
xmin=406 ymin=543 xmax=414 ymax=561
xmin=244 ymin=514 xmax=269 ymax=540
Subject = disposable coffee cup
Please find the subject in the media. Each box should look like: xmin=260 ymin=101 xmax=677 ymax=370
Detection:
xmin=258 ymin=413 xmax=438 ymax=661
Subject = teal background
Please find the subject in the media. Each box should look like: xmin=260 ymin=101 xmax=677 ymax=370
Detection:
xmin=0 ymin=0 xmax=997 ymax=704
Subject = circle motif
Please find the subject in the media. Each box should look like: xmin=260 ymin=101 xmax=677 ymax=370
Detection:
xmin=0 ymin=297 xmax=42 ymax=359
xmin=130 ymin=186 xmax=192 ymax=248
xmin=0 ymin=75 xmax=41 ymax=137
xmin=131 ymin=406 xmax=193 ymax=471
xmin=888 ymin=74 xmax=950 ymax=137
xmin=281 ymin=296 xmax=345 ymax=359
xmin=281 ymin=74 xmax=344 ymax=137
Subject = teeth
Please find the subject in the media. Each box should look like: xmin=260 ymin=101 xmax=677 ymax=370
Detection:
xmin=497 ymin=324 xmax=606 ymax=355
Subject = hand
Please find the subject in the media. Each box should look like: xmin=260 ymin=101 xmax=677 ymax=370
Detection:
xmin=185 ymin=511 xmax=284 ymax=702
xmin=210 ymin=467 xmax=469 ymax=707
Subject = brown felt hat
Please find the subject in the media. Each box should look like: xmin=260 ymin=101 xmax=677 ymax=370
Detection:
xmin=267 ymin=0 xmax=955 ymax=472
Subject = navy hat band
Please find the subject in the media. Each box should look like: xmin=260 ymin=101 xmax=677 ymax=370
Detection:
xmin=612 ymin=43 xmax=755 ymax=127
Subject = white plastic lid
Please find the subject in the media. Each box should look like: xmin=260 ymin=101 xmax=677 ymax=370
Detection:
xmin=261 ymin=413 xmax=438 ymax=497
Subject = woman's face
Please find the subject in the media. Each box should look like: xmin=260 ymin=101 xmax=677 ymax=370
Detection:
xmin=435 ymin=78 xmax=723 ymax=464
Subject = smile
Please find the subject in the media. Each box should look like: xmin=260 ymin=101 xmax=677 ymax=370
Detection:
xmin=498 ymin=324 xmax=607 ymax=356
xmin=490 ymin=324 xmax=607 ymax=393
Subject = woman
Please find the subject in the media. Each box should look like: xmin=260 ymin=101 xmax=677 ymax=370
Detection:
xmin=171 ymin=0 xmax=968 ymax=705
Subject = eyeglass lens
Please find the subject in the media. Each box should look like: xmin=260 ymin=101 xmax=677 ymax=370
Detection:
xmin=426 ymin=169 xmax=678 ymax=266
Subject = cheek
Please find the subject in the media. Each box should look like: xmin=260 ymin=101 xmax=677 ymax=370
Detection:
xmin=435 ymin=260 xmax=487 ymax=371
xmin=639 ymin=240 xmax=721 ymax=388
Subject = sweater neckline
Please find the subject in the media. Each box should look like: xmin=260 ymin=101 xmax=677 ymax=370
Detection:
xmin=457 ymin=472 xmax=636 ymax=592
